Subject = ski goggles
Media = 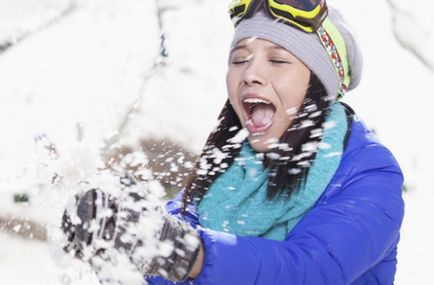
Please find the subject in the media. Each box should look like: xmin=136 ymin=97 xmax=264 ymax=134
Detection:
xmin=229 ymin=0 xmax=328 ymax=33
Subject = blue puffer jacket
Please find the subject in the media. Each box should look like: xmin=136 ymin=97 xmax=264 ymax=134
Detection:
xmin=147 ymin=111 xmax=405 ymax=285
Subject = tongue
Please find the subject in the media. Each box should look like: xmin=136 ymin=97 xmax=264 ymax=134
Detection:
xmin=251 ymin=104 xmax=275 ymax=128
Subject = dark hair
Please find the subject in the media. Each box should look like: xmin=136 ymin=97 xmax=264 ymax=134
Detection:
xmin=181 ymin=73 xmax=330 ymax=211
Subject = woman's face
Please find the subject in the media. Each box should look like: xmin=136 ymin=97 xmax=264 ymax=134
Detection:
xmin=226 ymin=38 xmax=311 ymax=153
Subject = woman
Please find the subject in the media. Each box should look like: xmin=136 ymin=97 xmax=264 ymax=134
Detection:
xmin=61 ymin=1 xmax=405 ymax=284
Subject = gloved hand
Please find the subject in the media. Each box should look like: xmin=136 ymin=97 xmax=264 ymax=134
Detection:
xmin=61 ymin=176 xmax=201 ymax=282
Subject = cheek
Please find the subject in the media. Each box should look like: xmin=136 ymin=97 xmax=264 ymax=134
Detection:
xmin=226 ymin=70 xmax=242 ymax=116
xmin=226 ymin=70 xmax=233 ymax=97
xmin=226 ymin=69 xmax=238 ymax=95
xmin=280 ymin=73 xmax=310 ymax=111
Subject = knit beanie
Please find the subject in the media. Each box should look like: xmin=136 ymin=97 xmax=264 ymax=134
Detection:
xmin=230 ymin=8 xmax=363 ymax=99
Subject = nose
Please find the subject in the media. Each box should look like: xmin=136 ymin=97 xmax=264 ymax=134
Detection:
xmin=241 ymin=56 xmax=267 ymax=86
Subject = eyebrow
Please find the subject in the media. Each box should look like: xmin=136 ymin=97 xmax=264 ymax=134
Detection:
xmin=231 ymin=44 xmax=285 ymax=54
xmin=269 ymin=45 xmax=285 ymax=51
xmin=231 ymin=45 xmax=248 ymax=53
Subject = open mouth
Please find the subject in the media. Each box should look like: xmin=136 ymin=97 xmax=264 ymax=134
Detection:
xmin=242 ymin=97 xmax=276 ymax=133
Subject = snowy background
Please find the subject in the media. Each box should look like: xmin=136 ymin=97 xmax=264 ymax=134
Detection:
xmin=0 ymin=0 xmax=433 ymax=284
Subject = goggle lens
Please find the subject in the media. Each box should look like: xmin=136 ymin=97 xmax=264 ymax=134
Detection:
xmin=272 ymin=0 xmax=321 ymax=11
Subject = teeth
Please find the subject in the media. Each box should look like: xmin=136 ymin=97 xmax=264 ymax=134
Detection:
xmin=242 ymin=98 xmax=271 ymax=104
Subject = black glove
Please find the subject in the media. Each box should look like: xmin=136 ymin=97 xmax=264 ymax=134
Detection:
xmin=61 ymin=177 xmax=201 ymax=282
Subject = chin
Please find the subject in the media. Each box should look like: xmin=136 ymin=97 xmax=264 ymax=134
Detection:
xmin=249 ymin=141 xmax=267 ymax=153
xmin=247 ymin=135 xmax=279 ymax=153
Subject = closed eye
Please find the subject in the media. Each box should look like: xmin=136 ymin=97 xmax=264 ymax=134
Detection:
xmin=231 ymin=59 xmax=249 ymax=65
xmin=231 ymin=54 xmax=253 ymax=65
xmin=269 ymin=59 xmax=290 ymax=64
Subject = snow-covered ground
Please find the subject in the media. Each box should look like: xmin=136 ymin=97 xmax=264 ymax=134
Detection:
xmin=0 ymin=0 xmax=433 ymax=284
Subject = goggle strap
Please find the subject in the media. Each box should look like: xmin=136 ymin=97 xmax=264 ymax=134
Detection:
xmin=317 ymin=18 xmax=350 ymax=97
xmin=244 ymin=0 xmax=263 ymax=20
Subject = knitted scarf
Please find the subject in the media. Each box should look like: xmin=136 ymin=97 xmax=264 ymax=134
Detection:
xmin=197 ymin=102 xmax=347 ymax=241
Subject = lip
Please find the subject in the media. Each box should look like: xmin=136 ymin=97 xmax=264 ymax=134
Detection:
xmin=240 ymin=93 xmax=276 ymax=134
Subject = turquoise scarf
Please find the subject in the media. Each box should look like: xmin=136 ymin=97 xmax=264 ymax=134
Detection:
xmin=197 ymin=102 xmax=348 ymax=241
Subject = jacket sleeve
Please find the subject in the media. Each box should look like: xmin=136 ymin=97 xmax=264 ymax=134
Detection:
xmin=193 ymin=145 xmax=404 ymax=285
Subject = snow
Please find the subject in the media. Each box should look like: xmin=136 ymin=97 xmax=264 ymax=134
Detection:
xmin=0 ymin=232 xmax=100 ymax=285
xmin=0 ymin=0 xmax=433 ymax=284
xmin=0 ymin=0 xmax=73 ymax=44
xmin=387 ymin=0 xmax=434 ymax=70
xmin=122 ymin=0 xmax=231 ymax=152
xmin=0 ymin=0 xmax=160 ymax=219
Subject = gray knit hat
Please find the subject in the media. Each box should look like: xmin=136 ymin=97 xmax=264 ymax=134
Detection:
xmin=231 ymin=8 xmax=363 ymax=98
